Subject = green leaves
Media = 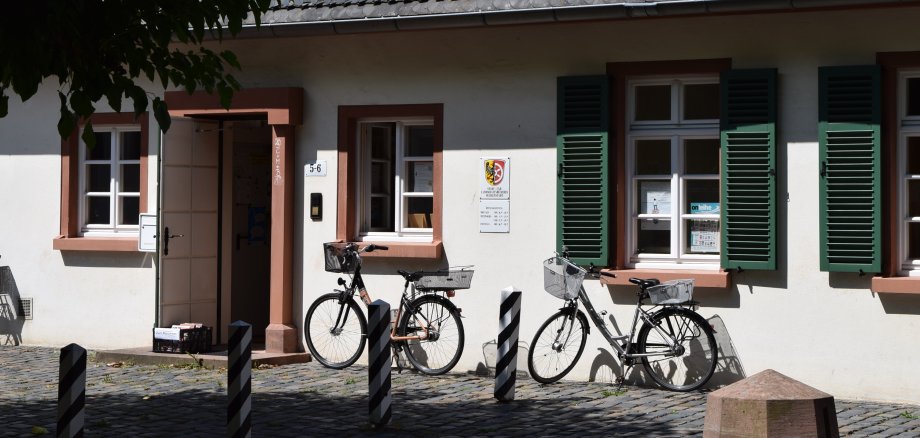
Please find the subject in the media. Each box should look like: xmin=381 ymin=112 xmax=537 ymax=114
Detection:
xmin=1 ymin=0 xmax=269 ymax=137
xmin=152 ymin=97 xmax=170 ymax=132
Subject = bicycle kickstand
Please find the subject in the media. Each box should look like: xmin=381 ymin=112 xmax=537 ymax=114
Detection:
xmin=392 ymin=344 xmax=404 ymax=374
xmin=615 ymin=363 xmax=634 ymax=391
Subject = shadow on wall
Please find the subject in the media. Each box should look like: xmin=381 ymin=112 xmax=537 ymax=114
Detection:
xmin=877 ymin=293 xmax=920 ymax=316
xmin=584 ymin=314 xmax=746 ymax=390
xmin=0 ymin=265 xmax=26 ymax=346
xmin=476 ymin=339 xmax=529 ymax=377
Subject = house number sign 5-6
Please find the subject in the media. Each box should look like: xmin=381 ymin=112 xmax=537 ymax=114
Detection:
xmin=305 ymin=160 xmax=327 ymax=177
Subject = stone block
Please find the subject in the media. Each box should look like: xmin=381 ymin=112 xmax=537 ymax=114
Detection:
xmin=704 ymin=369 xmax=839 ymax=437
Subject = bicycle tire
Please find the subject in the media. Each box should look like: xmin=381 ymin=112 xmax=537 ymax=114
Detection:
xmin=304 ymin=293 xmax=367 ymax=369
xmin=527 ymin=309 xmax=588 ymax=384
xmin=398 ymin=294 xmax=464 ymax=375
xmin=636 ymin=307 xmax=717 ymax=391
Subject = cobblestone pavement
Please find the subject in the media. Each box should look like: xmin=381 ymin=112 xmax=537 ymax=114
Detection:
xmin=2 ymin=346 xmax=919 ymax=437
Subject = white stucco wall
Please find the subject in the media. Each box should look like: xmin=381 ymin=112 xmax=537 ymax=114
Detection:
xmin=2 ymin=6 xmax=919 ymax=403
xmin=0 ymin=87 xmax=158 ymax=349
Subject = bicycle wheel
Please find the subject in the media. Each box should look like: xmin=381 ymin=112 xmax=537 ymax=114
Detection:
xmin=398 ymin=294 xmax=464 ymax=375
xmin=636 ymin=307 xmax=717 ymax=391
xmin=527 ymin=309 xmax=588 ymax=384
xmin=304 ymin=293 xmax=367 ymax=369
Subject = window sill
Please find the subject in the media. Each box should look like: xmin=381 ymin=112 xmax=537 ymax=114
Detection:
xmin=871 ymin=276 xmax=920 ymax=294
xmin=599 ymin=268 xmax=731 ymax=289
xmin=52 ymin=236 xmax=140 ymax=252
xmin=359 ymin=241 xmax=443 ymax=260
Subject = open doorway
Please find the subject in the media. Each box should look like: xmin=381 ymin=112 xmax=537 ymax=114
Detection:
xmin=226 ymin=119 xmax=272 ymax=344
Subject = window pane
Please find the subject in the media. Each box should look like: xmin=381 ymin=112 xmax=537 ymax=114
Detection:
xmin=406 ymin=126 xmax=434 ymax=157
xmin=637 ymin=219 xmax=670 ymax=254
xmin=910 ymin=222 xmax=920 ymax=259
xmin=121 ymin=164 xmax=140 ymax=192
xmin=909 ymin=180 xmax=920 ymax=217
xmin=908 ymin=137 xmax=920 ymax=175
xmin=405 ymin=197 xmax=433 ymax=228
xmin=121 ymin=131 xmax=141 ymax=160
xmin=908 ymin=78 xmax=920 ymax=117
xmin=87 ymin=196 xmax=110 ymax=225
xmin=371 ymin=162 xmax=391 ymax=195
xmin=635 ymin=140 xmax=671 ymax=175
xmin=407 ymin=162 xmax=433 ymax=193
xmin=121 ymin=197 xmax=140 ymax=225
xmin=638 ymin=180 xmax=671 ymax=214
xmin=684 ymin=83 xmax=719 ymax=120
xmin=687 ymin=219 xmax=720 ymax=254
xmin=87 ymin=132 xmax=112 ymax=160
xmin=635 ymin=85 xmax=671 ymax=121
xmin=686 ymin=180 xmax=720 ymax=213
xmin=87 ymin=164 xmax=110 ymax=192
xmin=370 ymin=126 xmax=393 ymax=160
xmin=685 ymin=139 xmax=720 ymax=174
xmin=370 ymin=196 xmax=393 ymax=231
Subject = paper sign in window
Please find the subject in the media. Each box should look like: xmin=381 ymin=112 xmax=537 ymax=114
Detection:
xmin=639 ymin=181 xmax=671 ymax=214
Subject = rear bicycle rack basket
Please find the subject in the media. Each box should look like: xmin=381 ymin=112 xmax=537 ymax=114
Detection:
xmin=415 ymin=269 xmax=474 ymax=291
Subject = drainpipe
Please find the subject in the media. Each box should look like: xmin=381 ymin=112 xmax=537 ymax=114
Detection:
xmin=154 ymin=122 xmax=163 ymax=331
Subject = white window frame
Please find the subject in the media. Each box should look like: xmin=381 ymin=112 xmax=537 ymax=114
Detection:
xmin=897 ymin=71 xmax=920 ymax=275
xmin=626 ymin=76 xmax=720 ymax=269
xmin=79 ymin=125 xmax=142 ymax=236
xmin=356 ymin=118 xmax=434 ymax=242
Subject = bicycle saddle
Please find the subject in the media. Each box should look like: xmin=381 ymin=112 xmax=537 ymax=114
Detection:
xmin=628 ymin=278 xmax=660 ymax=289
xmin=397 ymin=269 xmax=423 ymax=282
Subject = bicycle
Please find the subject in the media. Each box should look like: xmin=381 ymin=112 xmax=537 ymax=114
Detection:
xmin=527 ymin=249 xmax=718 ymax=391
xmin=304 ymin=242 xmax=472 ymax=375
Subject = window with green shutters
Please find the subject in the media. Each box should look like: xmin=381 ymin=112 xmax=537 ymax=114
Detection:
xmin=818 ymin=65 xmax=881 ymax=273
xmin=557 ymin=66 xmax=777 ymax=270
xmin=720 ymin=69 xmax=777 ymax=271
xmin=556 ymin=76 xmax=610 ymax=266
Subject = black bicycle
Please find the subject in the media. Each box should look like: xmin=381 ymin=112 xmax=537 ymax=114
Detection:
xmin=304 ymin=242 xmax=472 ymax=375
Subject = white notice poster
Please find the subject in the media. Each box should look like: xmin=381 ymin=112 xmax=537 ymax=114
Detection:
xmin=690 ymin=220 xmax=719 ymax=253
xmin=413 ymin=163 xmax=433 ymax=192
xmin=479 ymin=200 xmax=510 ymax=233
xmin=640 ymin=181 xmax=671 ymax=214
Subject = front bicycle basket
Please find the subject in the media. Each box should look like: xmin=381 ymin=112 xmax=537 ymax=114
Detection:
xmin=415 ymin=269 xmax=474 ymax=291
xmin=647 ymin=279 xmax=694 ymax=305
xmin=323 ymin=242 xmax=355 ymax=273
xmin=542 ymin=257 xmax=585 ymax=300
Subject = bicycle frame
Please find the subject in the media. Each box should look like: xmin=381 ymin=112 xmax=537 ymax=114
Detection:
xmin=569 ymin=285 xmax=682 ymax=361
xmin=335 ymin=261 xmax=431 ymax=342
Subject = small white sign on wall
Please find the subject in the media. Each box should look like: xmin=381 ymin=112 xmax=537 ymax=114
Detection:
xmin=139 ymin=214 xmax=157 ymax=252
xmin=480 ymin=157 xmax=510 ymax=200
xmin=480 ymin=200 xmax=510 ymax=233
xmin=479 ymin=157 xmax=511 ymax=233
xmin=305 ymin=160 xmax=328 ymax=177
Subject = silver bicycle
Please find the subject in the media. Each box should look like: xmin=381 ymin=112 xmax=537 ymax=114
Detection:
xmin=527 ymin=249 xmax=718 ymax=391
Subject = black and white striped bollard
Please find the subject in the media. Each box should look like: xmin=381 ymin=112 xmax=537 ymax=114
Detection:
xmin=227 ymin=321 xmax=252 ymax=438
xmin=57 ymin=343 xmax=86 ymax=437
xmin=368 ymin=299 xmax=392 ymax=427
xmin=495 ymin=286 xmax=522 ymax=402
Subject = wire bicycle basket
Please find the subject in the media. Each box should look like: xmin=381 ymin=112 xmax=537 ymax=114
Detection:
xmin=323 ymin=242 xmax=357 ymax=273
xmin=646 ymin=279 xmax=694 ymax=305
xmin=415 ymin=269 xmax=474 ymax=291
xmin=542 ymin=256 xmax=586 ymax=300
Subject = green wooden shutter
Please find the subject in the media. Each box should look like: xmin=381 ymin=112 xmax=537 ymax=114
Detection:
xmin=557 ymin=76 xmax=610 ymax=266
xmin=720 ymin=69 xmax=778 ymax=271
xmin=818 ymin=65 xmax=881 ymax=273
